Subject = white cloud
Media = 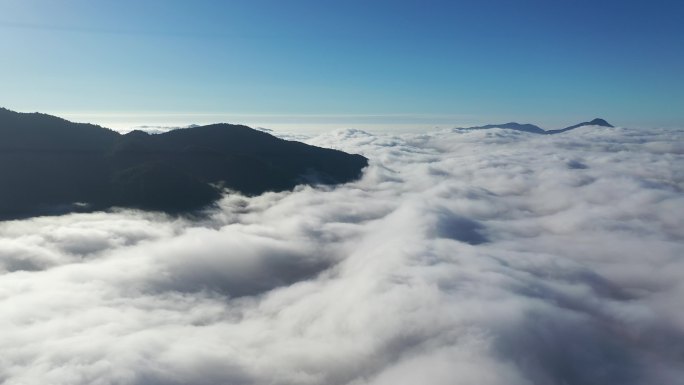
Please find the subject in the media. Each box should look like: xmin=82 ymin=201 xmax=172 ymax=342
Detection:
xmin=0 ymin=124 xmax=683 ymax=384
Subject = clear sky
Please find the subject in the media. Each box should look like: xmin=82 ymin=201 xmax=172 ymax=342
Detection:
xmin=1 ymin=0 xmax=683 ymax=131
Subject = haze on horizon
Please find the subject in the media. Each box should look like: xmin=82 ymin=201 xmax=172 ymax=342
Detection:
xmin=1 ymin=0 xmax=683 ymax=130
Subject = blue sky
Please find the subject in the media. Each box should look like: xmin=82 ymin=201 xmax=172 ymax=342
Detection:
xmin=1 ymin=0 xmax=682 ymax=131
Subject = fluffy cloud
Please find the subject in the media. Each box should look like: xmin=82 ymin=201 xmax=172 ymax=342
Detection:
xmin=0 ymin=124 xmax=683 ymax=384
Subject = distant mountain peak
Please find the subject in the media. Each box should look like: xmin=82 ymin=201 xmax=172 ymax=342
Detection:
xmin=548 ymin=118 xmax=613 ymax=134
xmin=586 ymin=118 xmax=613 ymax=127
xmin=459 ymin=118 xmax=613 ymax=134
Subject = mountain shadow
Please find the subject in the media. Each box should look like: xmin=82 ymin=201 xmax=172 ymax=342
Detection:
xmin=463 ymin=118 xmax=613 ymax=134
xmin=0 ymin=108 xmax=368 ymax=219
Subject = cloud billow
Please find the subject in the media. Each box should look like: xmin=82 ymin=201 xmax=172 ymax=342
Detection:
xmin=0 ymin=124 xmax=683 ymax=384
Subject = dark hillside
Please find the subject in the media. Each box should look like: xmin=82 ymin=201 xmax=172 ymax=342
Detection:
xmin=0 ymin=109 xmax=367 ymax=219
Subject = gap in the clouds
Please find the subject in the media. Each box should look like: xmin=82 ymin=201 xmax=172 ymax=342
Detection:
xmin=433 ymin=210 xmax=489 ymax=245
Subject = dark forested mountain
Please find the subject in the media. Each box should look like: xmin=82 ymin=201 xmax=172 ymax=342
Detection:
xmin=463 ymin=118 xmax=613 ymax=134
xmin=0 ymin=108 xmax=368 ymax=219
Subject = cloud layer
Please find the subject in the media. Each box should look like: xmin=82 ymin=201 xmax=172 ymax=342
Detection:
xmin=1 ymin=124 xmax=683 ymax=384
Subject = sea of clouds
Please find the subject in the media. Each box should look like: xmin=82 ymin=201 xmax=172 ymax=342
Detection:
xmin=1 ymin=124 xmax=683 ymax=385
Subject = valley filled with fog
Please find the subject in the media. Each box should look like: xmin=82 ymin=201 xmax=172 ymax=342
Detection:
xmin=1 ymin=124 xmax=683 ymax=385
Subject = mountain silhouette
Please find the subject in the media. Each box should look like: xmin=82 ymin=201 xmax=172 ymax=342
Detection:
xmin=0 ymin=108 xmax=368 ymax=219
xmin=463 ymin=118 xmax=613 ymax=134
xmin=544 ymin=118 xmax=613 ymax=134
xmin=464 ymin=122 xmax=546 ymax=134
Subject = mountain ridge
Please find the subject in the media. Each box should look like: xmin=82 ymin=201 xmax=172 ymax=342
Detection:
xmin=462 ymin=118 xmax=613 ymax=134
xmin=0 ymin=108 xmax=368 ymax=220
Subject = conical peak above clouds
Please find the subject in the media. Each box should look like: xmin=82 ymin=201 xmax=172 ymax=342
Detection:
xmin=585 ymin=118 xmax=613 ymax=127
xmin=553 ymin=118 xmax=614 ymax=133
